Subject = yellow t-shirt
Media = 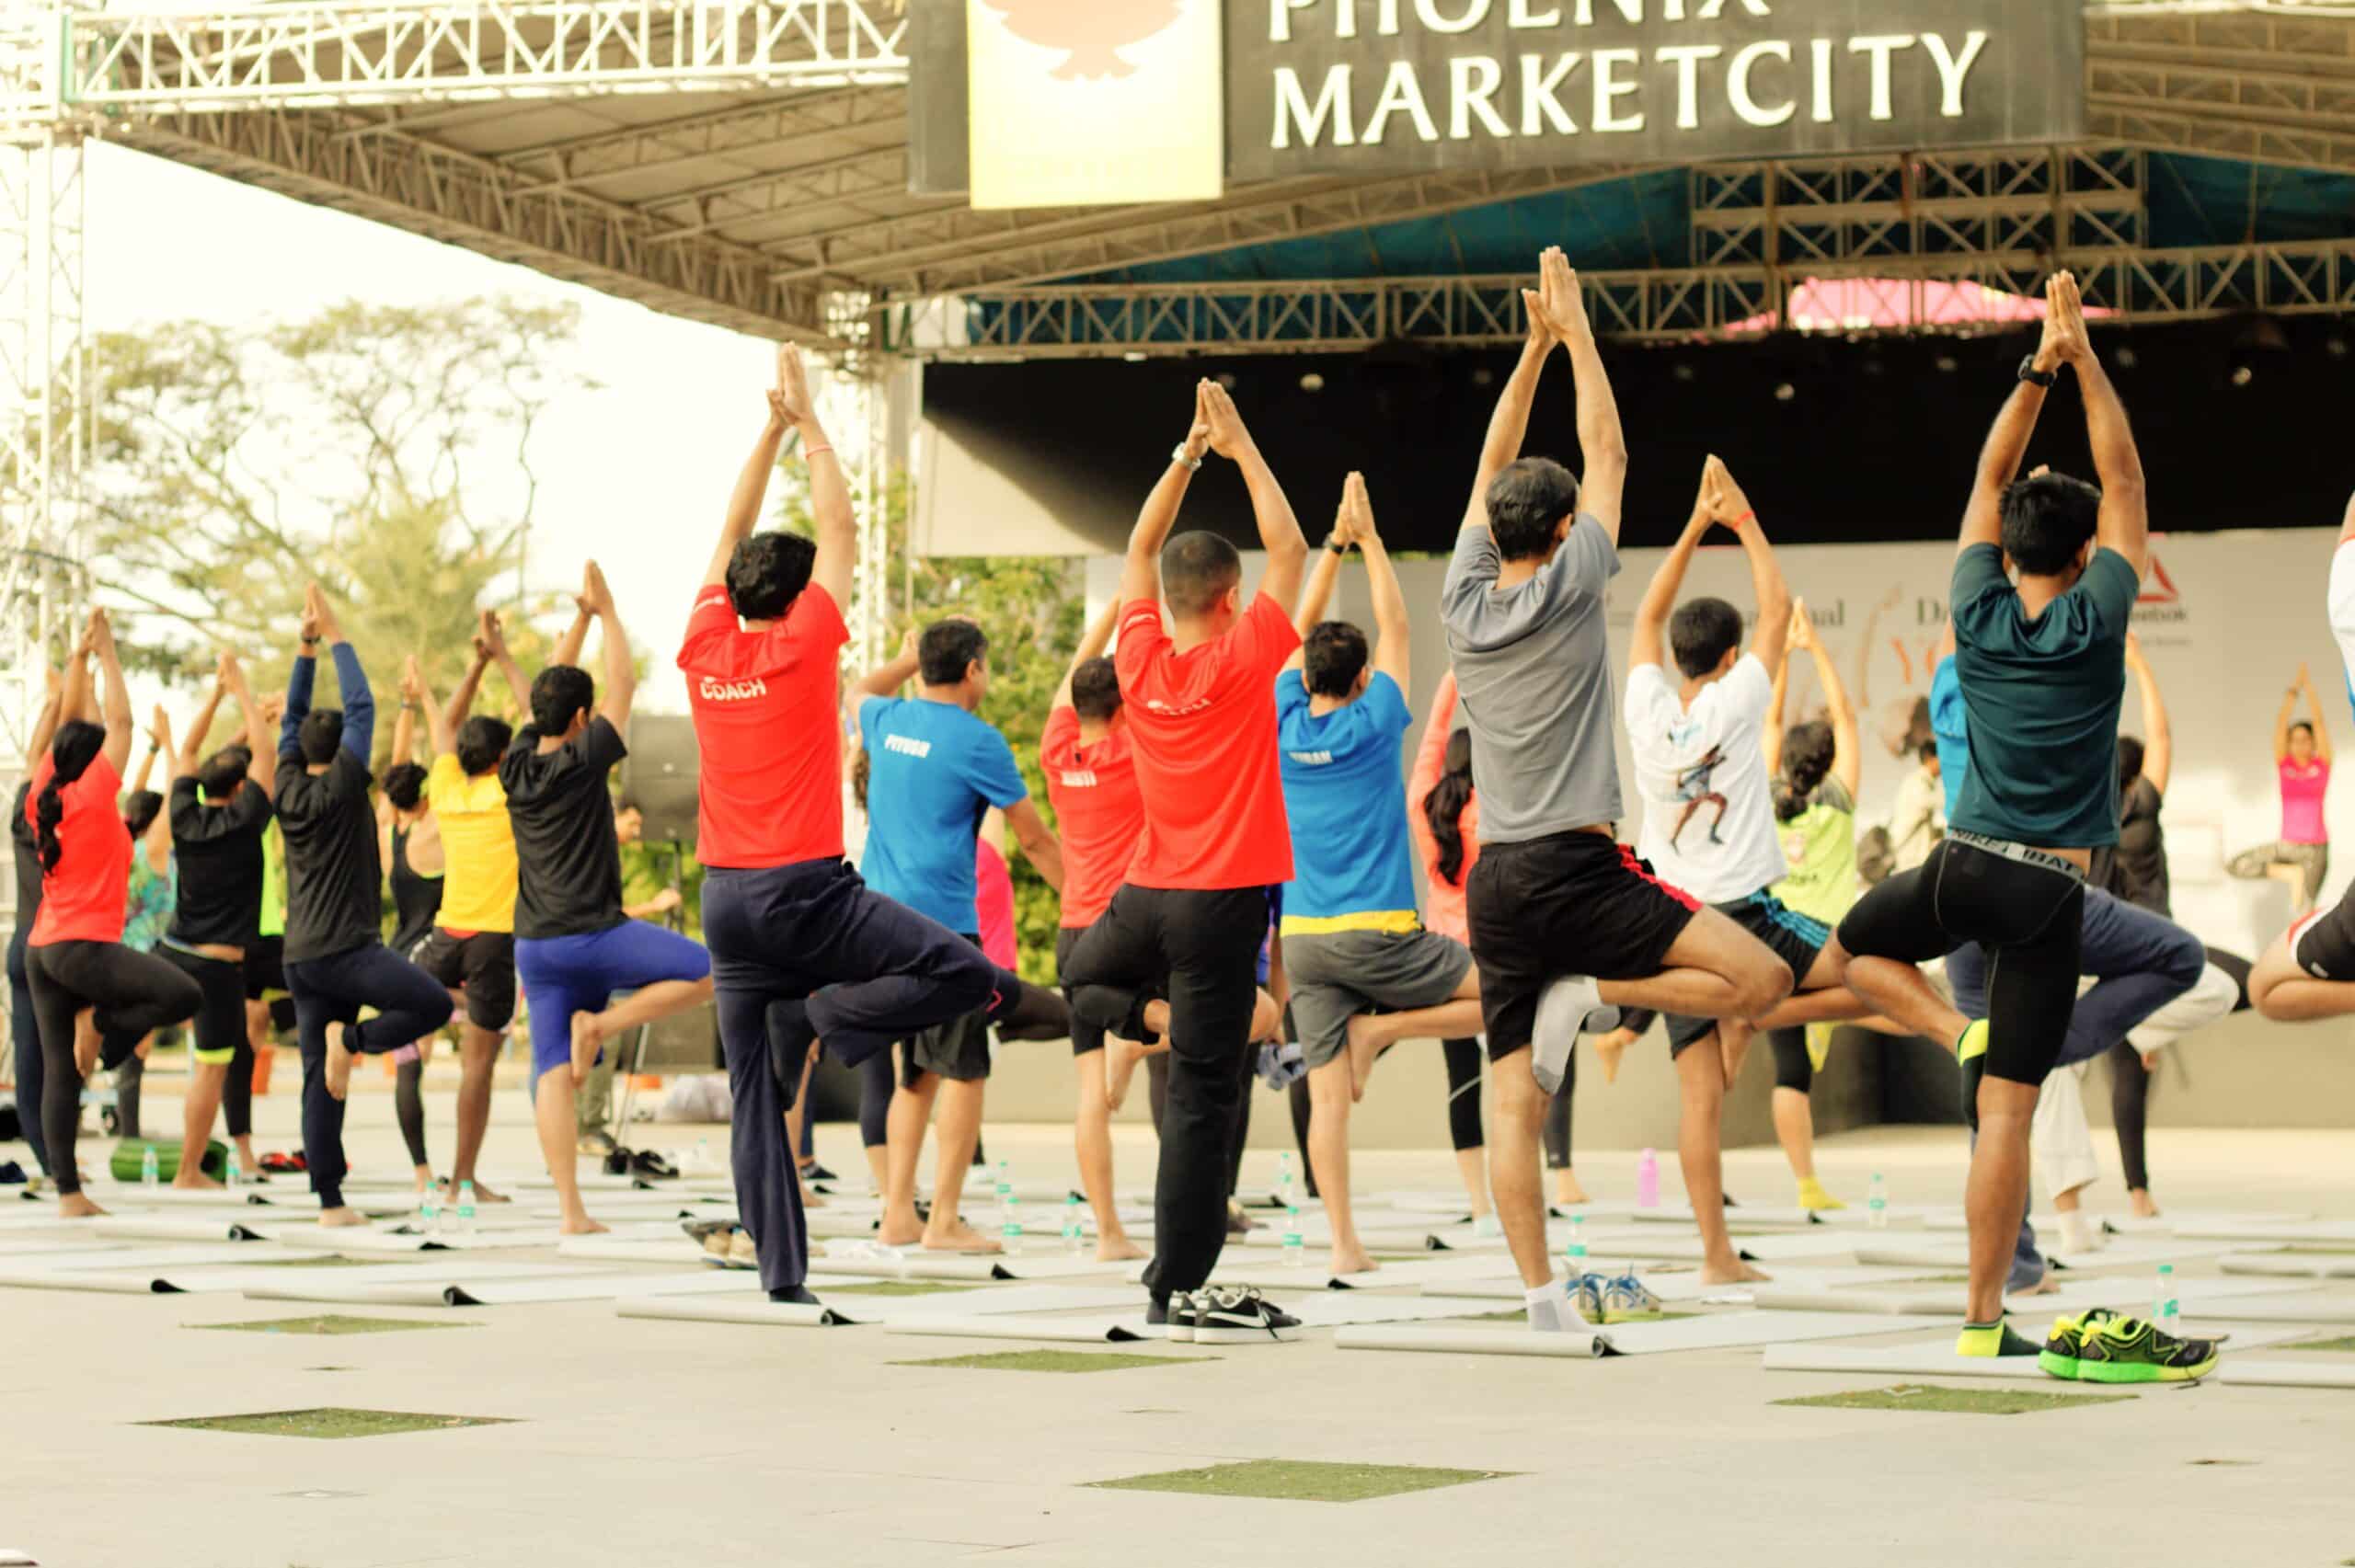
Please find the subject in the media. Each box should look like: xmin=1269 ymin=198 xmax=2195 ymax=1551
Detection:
xmin=426 ymin=753 xmax=518 ymax=933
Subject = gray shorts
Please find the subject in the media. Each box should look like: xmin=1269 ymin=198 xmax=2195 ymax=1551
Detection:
xmin=1283 ymin=925 xmax=1474 ymax=1070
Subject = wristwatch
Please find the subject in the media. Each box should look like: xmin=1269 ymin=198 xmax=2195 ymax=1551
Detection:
xmin=1326 ymin=539 xmax=1350 ymax=555
xmin=1170 ymin=444 xmax=1202 ymax=472
xmin=2017 ymin=355 xmax=2059 ymax=388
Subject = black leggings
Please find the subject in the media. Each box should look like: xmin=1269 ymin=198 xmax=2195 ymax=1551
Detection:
xmin=1768 ymin=1025 xmax=1812 ymax=1093
xmin=396 ymin=1055 xmax=429 ymax=1170
xmin=1837 ymin=839 xmax=2085 ymax=1087
xmin=8 ymin=926 xmax=47 ymax=1174
xmin=1148 ymin=1042 xmax=1256 ymax=1198
xmin=1442 ymin=1037 xmax=1483 ymax=1152
xmin=27 ymin=940 xmax=201 ymax=1196
xmin=113 ymin=1051 xmax=144 ymax=1141
xmin=857 ymin=1048 xmax=892 ymax=1150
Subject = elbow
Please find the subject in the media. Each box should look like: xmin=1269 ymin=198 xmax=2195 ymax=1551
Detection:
xmin=1587 ymin=431 xmax=1629 ymax=469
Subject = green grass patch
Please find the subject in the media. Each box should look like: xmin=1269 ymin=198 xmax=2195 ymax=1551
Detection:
xmin=1091 ymin=1459 xmax=1513 ymax=1503
xmin=196 ymin=1315 xmax=476 ymax=1336
xmin=237 ymin=1255 xmax=383 ymax=1268
xmin=143 ymin=1407 xmax=512 ymax=1439
xmin=2282 ymin=1334 xmax=2355 ymax=1353
xmin=820 ymin=1281 xmax=966 ymax=1297
xmin=1775 ymin=1383 xmax=2134 ymax=1416
xmin=896 ymin=1350 xmax=1211 ymax=1374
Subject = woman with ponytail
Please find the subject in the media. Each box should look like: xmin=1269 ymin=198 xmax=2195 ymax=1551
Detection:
xmin=23 ymin=609 xmax=201 ymax=1216
xmin=1758 ymin=601 xmax=1863 ymax=1212
xmin=6 ymin=668 xmax=64 ymax=1179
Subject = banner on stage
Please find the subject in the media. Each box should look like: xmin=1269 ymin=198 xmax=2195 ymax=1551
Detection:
xmin=912 ymin=0 xmax=2085 ymax=203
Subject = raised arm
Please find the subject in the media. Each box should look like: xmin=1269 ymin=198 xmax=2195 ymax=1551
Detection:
xmin=219 ymin=651 xmax=273 ymax=795
xmin=1762 ymin=613 xmax=1794 ymax=778
xmin=705 ymin=362 xmax=792 ymax=590
xmin=1632 ymin=470 xmax=1716 ymax=673
xmin=1120 ymin=386 xmax=1212 ymax=609
xmin=1003 ymin=796 xmax=1065 ymax=894
xmin=26 ymin=669 xmax=61 ymax=772
xmin=2125 ymin=633 xmax=2171 ymax=796
xmin=780 ymin=348 xmax=854 ymax=614
xmin=476 ymin=612 xmax=531 ymax=713
xmin=2276 ymin=678 xmax=2301 ymax=764
xmin=433 ymin=648 xmax=488 ymax=760
xmin=91 ymin=609 xmax=133 ymax=775
xmin=1290 ymin=499 xmax=1351 ymax=645
xmin=283 ymin=588 xmax=321 ymax=759
xmin=848 ymin=628 xmax=921 ymax=727
xmin=393 ymin=658 xmax=422 ymax=766
xmin=1200 ymin=382 xmax=1308 ymax=612
xmin=1545 ymin=250 xmax=1628 ymax=544
xmin=1797 ymin=603 xmax=1862 ymax=802
xmin=580 ymin=560 xmax=635 ymax=732
xmin=1051 ymin=598 xmax=1122 ymax=713
xmin=58 ymin=626 xmax=93 ymax=730
xmin=1713 ymin=460 xmax=1793 ymax=677
xmin=1464 ymin=275 xmax=1561 ymax=533
xmin=1959 ymin=278 xmax=2068 ymax=555
xmin=132 ymin=705 xmax=170 ymax=795
xmin=2303 ymin=661 xmax=2333 ymax=763
xmin=2049 ymin=271 xmax=2148 ymax=579
xmin=1350 ymin=475 xmax=1411 ymax=694
xmin=309 ymin=587 xmax=373 ymax=763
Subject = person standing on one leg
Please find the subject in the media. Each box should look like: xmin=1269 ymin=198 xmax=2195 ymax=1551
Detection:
xmin=680 ymin=349 xmax=1009 ymax=1303
xmin=275 ymin=584 xmax=456 ymax=1226
xmin=850 ymin=618 xmax=1064 ymax=1253
xmin=26 ymin=609 xmax=203 ymax=1217
xmin=1277 ymin=475 xmax=1485 ymax=1278
xmin=1444 ymin=251 xmax=1795 ymax=1334
xmin=1063 ymin=378 xmax=1311 ymax=1343
xmin=503 ymin=561 xmax=714 ymax=1237
xmin=1043 ymin=599 xmax=1156 ymax=1264
xmin=6 ymin=671 xmax=63 ymax=1183
xmin=158 ymin=653 xmax=278 ymax=1189
xmin=1836 ymin=273 xmax=2216 ymax=1381
xmin=377 ymin=688 xmax=443 ymax=1198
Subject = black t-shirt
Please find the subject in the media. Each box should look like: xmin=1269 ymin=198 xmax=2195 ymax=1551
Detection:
xmin=500 ymin=717 xmax=627 ymax=941
xmin=167 ymin=775 xmax=273 ymax=949
xmin=273 ymin=750 xmax=382 ymax=963
xmin=2095 ymin=776 xmax=2170 ymax=917
xmin=9 ymin=781 xmax=39 ymax=939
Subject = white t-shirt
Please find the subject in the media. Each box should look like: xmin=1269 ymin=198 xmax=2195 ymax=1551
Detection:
xmin=1626 ymin=655 xmax=1786 ymax=905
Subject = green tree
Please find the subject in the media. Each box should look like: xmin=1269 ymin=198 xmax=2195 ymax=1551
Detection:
xmin=775 ymin=464 xmax=1083 ymax=984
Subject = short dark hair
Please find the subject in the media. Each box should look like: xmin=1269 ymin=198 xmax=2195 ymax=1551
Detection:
xmin=2117 ymin=735 xmax=2145 ymax=790
xmin=122 ymin=789 xmax=164 ymax=841
xmin=1485 ymin=457 xmax=1580 ymax=562
xmin=919 ymin=620 xmax=990 ymax=687
xmin=195 ymin=745 xmax=251 ymax=800
xmin=1916 ymin=738 xmax=1941 ymax=766
xmin=531 ymin=665 xmax=596 ymax=735
xmin=1162 ymin=531 xmax=1240 ymax=616
xmin=1071 ymin=658 xmax=1121 ymax=722
xmin=456 ymin=715 xmax=512 ymax=777
xmin=1303 ymin=621 xmax=1370 ymax=698
xmin=2291 ymin=720 xmax=2317 ymax=744
xmin=1669 ymin=598 xmax=1744 ymax=681
xmin=298 ymin=710 xmax=342 ymax=766
xmin=727 ymin=530 xmax=816 ymax=622
xmin=383 ymin=761 xmax=428 ymax=811
xmin=2000 ymin=471 xmax=2103 ymax=577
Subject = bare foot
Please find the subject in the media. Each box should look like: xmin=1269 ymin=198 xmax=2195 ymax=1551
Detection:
xmin=1553 ymin=1173 xmax=1591 ymax=1207
xmin=412 ymin=1169 xmax=435 ymax=1198
xmin=466 ymin=1181 xmax=511 ymax=1205
xmin=58 ymin=1192 xmax=106 ymax=1219
xmin=1330 ymin=1245 xmax=1378 ymax=1276
xmin=172 ymin=1168 xmax=224 ymax=1191
xmin=569 ymin=1010 xmax=603 ymax=1087
xmin=318 ymin=1206 xmax=371 ymax=1229
xmin=1594 ymin=1028 xmax=1630 ymax=1086
xmin=876 ymin=1220 xmax=925 ymax=1248
xmin=2010 ymin=1271 xmax=2062 ymax=1297
xmin=72 ymin=1009 xmax=101 ymax=1079
xmin=2129 ymin=1189 xmax=2161 ymax=1220
xmin=324 ymin=1020 xmax=355 ymax=1101
xmin=922 ymin=1219 xmax=1003 ymax=1254
xmin=1346 ymin=1013 xmax=1385 ymax=1103
xmin=1095 ymin=1235 xmax=1147 ymax=1264
xmin=1696 ymin=1260 xmax=1773 ymax=1286
xmin=1105 ymin=1036 xmax=1148 ymax=1112
xmin=559 ymin=1214 xmax=610 ymax=1237
xmin=1142 ymin=998 xmax=1172 ymax=1040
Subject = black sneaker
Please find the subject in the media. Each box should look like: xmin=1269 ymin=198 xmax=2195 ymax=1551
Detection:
xmin=1190 ymin=1286 xmax=1303 ymax=1345
xmin=1147 ymin=1292 xmax=1197 ymax=1343
xmin=799 ymin=1162 xmax=839 ymax=1185
xmin=1225 ymin=1200 xmax=1258 ymax=1236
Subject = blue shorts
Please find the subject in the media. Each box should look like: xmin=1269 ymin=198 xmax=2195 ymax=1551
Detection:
xmin=515 ymin=921 xmax=711 ymax=1078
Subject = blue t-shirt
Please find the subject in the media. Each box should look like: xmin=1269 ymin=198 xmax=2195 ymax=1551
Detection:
xmin=857 ymin=696 xmax=1029 ymax=933
xmin=1275 ymin=670 xmax=1419 ymax=923
xmin=1948 ymin=544 xmax=2138 ymax=849
xmin=1929 ymin=655 xmax=1969 ymax=820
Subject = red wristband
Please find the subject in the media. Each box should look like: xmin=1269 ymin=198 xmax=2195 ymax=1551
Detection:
xmin=804 ymin=444 xmax=835 ymax=462
xmin=1735 ymin=509 xmax=1756 ymax=525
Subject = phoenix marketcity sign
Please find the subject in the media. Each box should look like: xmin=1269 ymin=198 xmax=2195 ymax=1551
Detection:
xmin=911 ymin=0 xmax=2085 ymax=208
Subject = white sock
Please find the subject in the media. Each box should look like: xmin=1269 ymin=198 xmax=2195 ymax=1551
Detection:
xmin=2058 ymin=1210 xmax=2100 ymax=1254
xmin=1526 ymin=1282 xmax=1591 ymax=1333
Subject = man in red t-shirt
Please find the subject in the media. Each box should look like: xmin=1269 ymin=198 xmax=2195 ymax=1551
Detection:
xmin=1061 ymin=382 xmax=1310 ymax=1341
xmin=678 ymin=347 xmax=1009 ymax=1305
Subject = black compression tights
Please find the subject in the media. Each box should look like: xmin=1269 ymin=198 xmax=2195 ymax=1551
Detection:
xmin=1542 ymin=1049 xmax=1574 ymax=1171
xmin=2108 ymin=1039 xmax=2154 ymax=1193
xmin=1441 ymin=1037 xmax=1483 ymax=1152
xmin=1767 ymin=1025 xmax=1813 ymax=1093
xmin=395 ymin=1055 xmax=430 ymax=1170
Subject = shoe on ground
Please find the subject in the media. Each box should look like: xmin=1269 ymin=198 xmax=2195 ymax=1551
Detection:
xmin=1532 ymin=975 xmax=1616 ymax=1096
xmin=1796 ymin=1176 xmax=1845 ymax=1212
xmin=1224 ymin=1200 xmax=1257 ymax=1237
xmin=1600 ymin=1271 xmax=1667 ymax=1323
xmin=1470 ymin=1215 xmax=1504 ymax=1241
xmin=2064 ymin=1312 xmax=2221 ymax=1384
xmin=1148 ymin=1291 xmax=1197 ymax=1344
xmin=1569 ymin=1273 xmax=1606 ymax=1322
xmin=799 ymin=1161 xmax=838 ymax=1185
xmin=726 ymin=1230 xmax=759 ymax=1267
xmin=1189 ymin=1286 xmax=1303 ymax=1344
xmin=2035 ymin=1307 xmax=2120 ymax=1379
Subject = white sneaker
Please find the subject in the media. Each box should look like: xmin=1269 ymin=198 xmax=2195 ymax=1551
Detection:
xmin=1533 ymin=976 xmax=1616 ymax=1095
xmin=1470 ymin=1215 xmax=1505 ymax=1241
xmin=1190 ymin=1286 xmax=1304 ymax=1345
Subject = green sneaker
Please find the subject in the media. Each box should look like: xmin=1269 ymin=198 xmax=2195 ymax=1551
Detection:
xmin=2073 ymin=1313 xmax=2222 ymax=1384
xmin=2036 ymin=1307 xmax=2121 ymax=1380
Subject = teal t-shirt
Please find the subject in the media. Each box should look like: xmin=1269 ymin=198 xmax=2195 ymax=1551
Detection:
xmin=1947 ymin=543 xmax=2138 ymax=849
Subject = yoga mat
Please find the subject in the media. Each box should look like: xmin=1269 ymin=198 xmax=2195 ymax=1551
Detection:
xmin=239 ymin=1261 xmax=597 ymax=1305
xmin=879 ymin=1314 xmax=1159 ymax=1344
xmin=443 ymin=1271 xmax=777 ymax=1308
xmin=1604 ymin=1310 xmax=1949 ymax=1355
xmin=619 ymin=1297 xmax=868 ymax=1327
xmin=87 ymin=1217 xmax=275 ymax=1243
xmin=616 ymin=1282 xmax=1147 ymax=1331
xmin=0 ymin=1244 xmax=264 ymax=1273
xmin=2175 ymin=1219 xmax=2355 ymax=1243
xmin=1334 ymin=1325 xmax=1613 ymax=1358
xmin=84 ymin=1185 xmax=271 ymax=1209
xmin=279 ymin=1226 xmax=568 ymax=1254
xmin=0 ymin=1259 xmax=474 ymax=1296
xmin=2221 ymin=1253 xmax=2355 ymax=1280
xmin=1764 ymin=1333 xmax=2344 ymax=1385
xmin=559 ymin=1236 xmax=709 ymax=1265
xmin=1273 ymin=1293 xmax=1513 ymax=1329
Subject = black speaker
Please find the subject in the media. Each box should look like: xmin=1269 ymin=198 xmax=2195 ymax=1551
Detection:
xmin=620 ymin=715 xmax=700 ymax=846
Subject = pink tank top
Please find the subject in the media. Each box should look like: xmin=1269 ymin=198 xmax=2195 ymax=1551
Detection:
xmin=975 ymin=840 xmax=1017 ymax=971
xmin=2280 ymin=759 xmax=2330 ymax=844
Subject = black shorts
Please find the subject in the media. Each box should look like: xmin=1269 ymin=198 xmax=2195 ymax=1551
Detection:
xmin=416 ymin=928 xmax=519 ymax=1031
xmin=902 ymin=933 xmax=993 ymax=1084
xmin=1056 ymin=924 xmax=1104 ymax=1057
xmin=242 ymin=933 xmax=286 ymax=1000
xmin=2291 ymin=887 xmax=2355 ymax=983
xmin=1466 ymin=830 xmax=1700 ymax=1063
xmin=1663 ymin=891 xmax=1831 ymax=1054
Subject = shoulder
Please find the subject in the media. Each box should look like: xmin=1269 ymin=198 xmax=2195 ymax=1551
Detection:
xmin=1950 ymin=544 xmax=2011 ymax=610
xmin=788 ymin=584 xmax=850 ymax=646
xmin=1363 ymin=671 xmax=1411 ymax=730
xmin=1275 ymin=670 xmax=1308 ymax=715
xmin=1040 ymin=705 xmax=1079 ymax=760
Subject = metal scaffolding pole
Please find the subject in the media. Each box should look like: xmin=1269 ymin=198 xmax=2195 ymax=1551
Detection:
xmin=820 ymin=286 xmax=893 ymax=676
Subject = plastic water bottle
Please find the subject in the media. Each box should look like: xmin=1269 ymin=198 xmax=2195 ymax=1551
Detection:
xmin=1636 ymin=1148 xmax=1660 ymax=1209
xmin=1000 ymin=1191 xmax=1023 ymax=1250
xmin=2154 ymin=1263 xmax=2179 ymax=1333
xmin=455 ymin=1180 xmax=478 ymax=1238
xmin=225 ymin=1161 xmax=239 ymax=1194
xmin=1867 ymin=1173 xmax=1889 ymax=1230
xmin=1278 ymin=1150 xmax=1297 ymax=1207
xmin=994 ymin=1159 xmax=1014 ymax=1222
xmin=141 ymin=1146 xmax=159 ymax=1187
xmin=1061 ymin=1195 xmax=1085 ymax=1255
xmin=419 ymin=1184 xmax=442 ymax=1232
xmin=1563 ymin=1213 xmax=1588 ymax=1283
xmin=1282 ymin=1202 xmax=1306 ymax=1268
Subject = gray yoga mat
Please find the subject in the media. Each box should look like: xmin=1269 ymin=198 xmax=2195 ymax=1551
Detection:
xmin=1764 ymin=1333 xmax=2352 ymax=1387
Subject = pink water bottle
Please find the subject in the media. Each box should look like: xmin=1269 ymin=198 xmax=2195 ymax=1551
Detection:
xmin=1636 ymin=1148 xmax=1660 ymax=1209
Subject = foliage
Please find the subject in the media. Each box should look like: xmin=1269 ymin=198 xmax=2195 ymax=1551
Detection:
xmin=774 ymin=464 xmax=1083 ymax=984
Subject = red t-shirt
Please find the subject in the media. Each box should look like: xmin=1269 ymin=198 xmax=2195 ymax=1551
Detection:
xmin=677 ymin=582 xmax=849 ymax=869
xmin=1116 ymin=594 xmax=1298 ymax=890
xmin=1040 ymin=704 xmax=1143 ymax=929
xmin=26 ymin=750 xmax=131 ymax=946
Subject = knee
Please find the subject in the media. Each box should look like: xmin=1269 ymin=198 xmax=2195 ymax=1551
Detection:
xmin=948 ymin=947 xmax=998 ymax=1010
xmin=2159 ymin=933 xmax=2205 ymax=990
xmin=1492 ymin=1052 xmax=1545 ymax=1117
xmin=1739 ymin=959 xmax=1795 ymax=1019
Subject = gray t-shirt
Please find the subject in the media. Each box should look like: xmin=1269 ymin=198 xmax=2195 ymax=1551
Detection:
xmin=1440 ymin=516 xmax=1623 ymax=844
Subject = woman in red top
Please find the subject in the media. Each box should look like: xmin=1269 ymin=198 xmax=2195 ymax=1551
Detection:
xmin=25 ymin=609 xmax=201 ymax=1217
